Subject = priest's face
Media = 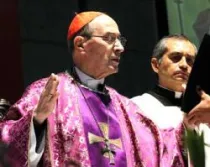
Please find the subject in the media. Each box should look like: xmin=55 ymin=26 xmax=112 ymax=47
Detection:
xmin=76 ymin=15 xmax=125 ymax=79
xmin=152 ymin=38 xmax=196 ymax=92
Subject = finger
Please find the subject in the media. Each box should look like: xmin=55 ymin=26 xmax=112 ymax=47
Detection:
xmin=196 ymin=86 xmax=209 ymax=100
xmin=194 ymin=120 xmax=201 ymax=127
xmin=188 ymin=111 xmax=200 ymax=121
xmin=188 ymin=115 xmax=200 ymax=125
xmin=50 ymin=76 xmax=59 ymax=94
xmin=187 ymin=111 xmax=199 ymax=121
xmin=200 ymin=90 xmax=210 ymax=100
xmin=51 ymin=92 xmax=59 ymax=102
xmin=36 ymin=92 xmax=59 ymax=117
xmin=45 ymin=74 xmax=59 ymax=95
xmin=187 ymin=103 xmax=202 ymax=117
xmin=45 ymin=73 xmax=55 ymax=89
xmin=39 ymin=74 xmax=58 ymax=102
xmin=47 ymin=91 xmax=59 ymax=102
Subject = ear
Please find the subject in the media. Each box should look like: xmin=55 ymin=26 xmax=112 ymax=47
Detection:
xmin=74 ymin=36 xmax=85 ymax=50
xmin=151 ymin=57 xmax=160 ymax=74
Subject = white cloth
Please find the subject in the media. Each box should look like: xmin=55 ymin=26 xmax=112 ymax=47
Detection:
xmin=132 ymin=93 xmax=184 ymax=129
xmin=75 ymin=67 xmax=104 ymax=90
xmin=131 ymin=93 xmax=210 ymax=167
xmin=29 ymin=121 xmax=45 ymax=167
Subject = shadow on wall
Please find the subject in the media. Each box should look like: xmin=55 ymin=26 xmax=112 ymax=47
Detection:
xmin=193 ymin=7 xmax=210 ymax=44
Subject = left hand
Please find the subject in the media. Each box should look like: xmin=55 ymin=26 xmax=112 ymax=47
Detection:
xmin=186 ymin=89 xmax=210 ymax=126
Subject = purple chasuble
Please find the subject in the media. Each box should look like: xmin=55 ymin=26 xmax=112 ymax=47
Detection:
xmin=160 ymin=127 xmax=185 ymax=166
xmin=0 ymin=73 xmax=166 ymax=167
xmin=77 ymin=85 xmax=127 ymax=167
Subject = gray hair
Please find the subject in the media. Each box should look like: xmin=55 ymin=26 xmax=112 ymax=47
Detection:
xmin=67 ymin=24 xmax=93 ymax=52
xmin=152 ymin=34 xmax=197 ymax=61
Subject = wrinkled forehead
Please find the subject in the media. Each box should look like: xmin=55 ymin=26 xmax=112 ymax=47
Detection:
xmin=88 ymin=15 xmax=120 ymax=35
xmin=166 ymin=39 xmax=197 ymax=56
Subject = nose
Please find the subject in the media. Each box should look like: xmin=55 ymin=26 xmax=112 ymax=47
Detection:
xmin=179 ymin=57 xmax=188 ymax=70
xmin=114 ymin=39 xmax=124 ymax=53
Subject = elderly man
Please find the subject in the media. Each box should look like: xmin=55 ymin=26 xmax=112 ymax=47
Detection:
xmin=0 ymin=11 xmax=163 ymax=167
xmin=132 ymin=34 xmax=210 ymax=166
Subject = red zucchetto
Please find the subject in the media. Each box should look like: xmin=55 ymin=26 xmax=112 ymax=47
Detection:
xmin=67 ymin=11 xmax=103 ymax=40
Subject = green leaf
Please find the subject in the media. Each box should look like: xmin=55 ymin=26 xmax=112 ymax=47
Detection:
xmin=185 ymin=128 xmax=205 ymax=167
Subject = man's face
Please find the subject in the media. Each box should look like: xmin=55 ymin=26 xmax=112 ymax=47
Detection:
xmin=81 ymin=15 xmax=125 ymax=79
xmin=152 ymin=38 xmax=196 ymax=92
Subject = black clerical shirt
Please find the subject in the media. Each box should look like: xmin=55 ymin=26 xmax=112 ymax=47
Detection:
xmin=148 ymin=85 xmax=183 ymax=107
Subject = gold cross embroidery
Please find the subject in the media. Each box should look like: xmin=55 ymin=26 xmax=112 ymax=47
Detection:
xmin=88 ymin=122 xmax=122 ymax=164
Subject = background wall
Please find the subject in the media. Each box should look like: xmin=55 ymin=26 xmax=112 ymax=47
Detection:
xmin=1 ymin=0 xmax=167 ymax=103
xmin=166 ymin=0 xmax=210 ymax=47
xmin=0 ymin=0 xmax=23 ymax=103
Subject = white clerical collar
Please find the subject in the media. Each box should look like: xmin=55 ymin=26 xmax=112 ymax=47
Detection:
xmin=75 ymin=67 xmax=105 ymax=90
xmin=174 ymin=91 xmax=182 ymax=99
xmin=158 ymin=85 xmax=183 ymax=99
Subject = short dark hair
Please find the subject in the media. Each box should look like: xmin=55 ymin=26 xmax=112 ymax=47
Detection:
xmin=152 ymin=34 xmax=197 ymax=61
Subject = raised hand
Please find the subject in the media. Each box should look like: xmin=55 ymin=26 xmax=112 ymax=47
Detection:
xmin=33 ymin=73 xmax=59 ymax=124
xmin=187 ymin=89 xmax=210 ymax=126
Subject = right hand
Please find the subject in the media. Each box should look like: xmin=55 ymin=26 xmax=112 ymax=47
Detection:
xmin=33 ymin=73 xmax=59 ymax=124
xmin=186 ymin=89 xmax=210 ymax=126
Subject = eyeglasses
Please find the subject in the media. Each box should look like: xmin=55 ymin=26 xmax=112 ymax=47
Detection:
xmin=90 ymin=34 xmax=127 ymax=46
